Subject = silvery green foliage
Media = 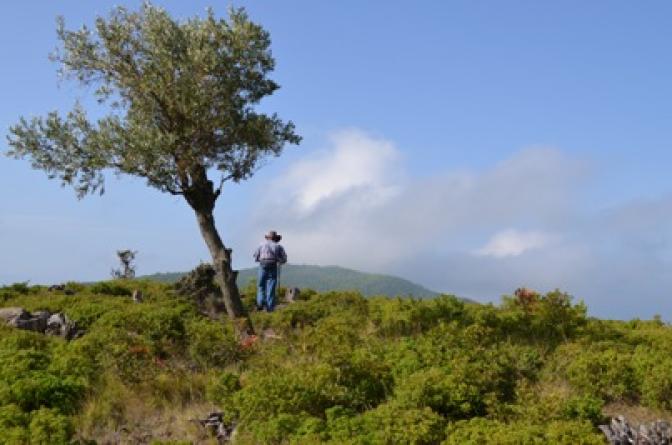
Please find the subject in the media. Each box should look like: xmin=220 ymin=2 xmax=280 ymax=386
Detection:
xmin=7 ymin=3 xmax=300 ymax=199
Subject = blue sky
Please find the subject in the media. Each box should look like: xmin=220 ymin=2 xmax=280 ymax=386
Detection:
xmin=1 ymin=1 xmax=671 ymax=319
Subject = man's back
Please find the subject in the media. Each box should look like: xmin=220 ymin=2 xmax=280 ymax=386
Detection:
xmin=254 ymin=240 xmax=287 ymax=265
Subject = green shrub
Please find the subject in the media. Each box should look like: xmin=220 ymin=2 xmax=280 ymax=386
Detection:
xmin=234 ymin=363 xmax=342 ymax=419
xmin=63 ymin=281 xmax=86 ymax=294
xmin=443 ymin=418 xmax=604 ymax=444
xmin=28 ymin=408 xmax=73 ymax=445
xmin=635 ymin=354 xmax=672 ymax=410
xmin=93 ymin=303 xmax=192 ymax=357
xmin=394 ymin=367 xmax=485 ymax=419
xmin=0 ymin=332 xmax=87 ymax=414
xmin=0 ymin=404 xmax=29 ymax=444
xmin=369 ymin=295 xmax=466 ymax=337
xmin=1 ymin=282 xmax=33 ymax=297
xmin=564 ymin=345 xmax=636 ymax=401
xmin=186 ymin=318 xmax=240 ymax=369
xmin=4 ymin=372 xmax=86 ymax=413
xmin=89 ymin=281 xmax=132 ymax=296
xmin=499 ymin=290 xmax=588 ymax=346
xmin=562 ymin=395 xmax=604 ymax=425
xmin=319 ymin=403 xmax=446 ymax=444
xmin=275 ymin=292 xmax=369 ymax=329
xmin=206 ymin=371 xmax=241 ymax=409
xmin=245 ymin=413 xmax=325 ymax=444
xmin=361 ymin=401 xmax=446 ymax=445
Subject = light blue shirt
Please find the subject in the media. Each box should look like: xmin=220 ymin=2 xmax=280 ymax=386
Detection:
xmin=253 ymin=240 xmax=287 ymax=265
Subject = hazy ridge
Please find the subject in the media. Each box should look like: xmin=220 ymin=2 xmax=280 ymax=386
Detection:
xmin=141 ymin=264 xmax=439 ymax=298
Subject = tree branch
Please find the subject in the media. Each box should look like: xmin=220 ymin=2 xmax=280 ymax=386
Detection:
xmin=214 ymin=174 xmax=233 ymax=199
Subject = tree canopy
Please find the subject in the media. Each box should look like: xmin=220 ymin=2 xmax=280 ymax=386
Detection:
xmin=7 ymin=3 xmax=300 ymax=202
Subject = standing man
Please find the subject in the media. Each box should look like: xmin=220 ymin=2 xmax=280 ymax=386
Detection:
xmin=253 ymin=230 xmax=288 ymax=312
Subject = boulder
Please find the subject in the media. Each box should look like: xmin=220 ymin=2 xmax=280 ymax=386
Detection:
xmin=197 ymin=411 xmax=236 ymax=442
xmin=0 ymin=307 xmax=29 ymax=323
xmin=10 ymin=310 xmax=49 ymax=332
xmin=0 ymin=307 xmax=83 ymax=339
xmin=175 ymin=264 xmax=226 ymax=317
xmin=285 ymin=287 xmax=300 ymax=303
xmin=46 ymin=313 xmax=80 ymax=339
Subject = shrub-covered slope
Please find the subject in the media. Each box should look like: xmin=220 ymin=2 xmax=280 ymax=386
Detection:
xmin=0 ymin=280 xmax=670 ymax=444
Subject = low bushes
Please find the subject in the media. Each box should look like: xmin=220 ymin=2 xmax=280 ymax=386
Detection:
xmin=1 ymin=282 xmax=671 ymax=443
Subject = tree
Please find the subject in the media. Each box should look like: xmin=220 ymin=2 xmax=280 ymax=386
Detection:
xmin=6 ymin=4 xmax=300 ymax=320
xmin=111 ymin=249 xmax=137 ymax=279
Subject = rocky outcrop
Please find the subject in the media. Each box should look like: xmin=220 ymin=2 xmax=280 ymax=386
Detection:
xmin=196 ymin=412 xmax=236 ymax=443
xmin=0 ymin=307 xmax=28 ymax=323
xmin=0 ymin=307 xmax=83 ymax=339
xmin=600 ymin=416 xmax=671 ymax=444
xmin=174 ymin=264 xmax=226 ymax=317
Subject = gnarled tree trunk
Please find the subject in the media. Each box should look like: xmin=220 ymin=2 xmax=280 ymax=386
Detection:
xmin=194 ymin=210 xmax=246 ymax=318
xmin=184 ymin=173 xmax=247 ymax=321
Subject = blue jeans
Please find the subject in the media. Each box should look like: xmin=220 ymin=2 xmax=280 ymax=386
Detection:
xmin=257 ymin=263 xmax=278 ymax=311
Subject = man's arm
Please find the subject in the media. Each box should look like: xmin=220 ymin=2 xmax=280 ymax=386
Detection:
xmin=253 ymin=245 xmax=261 ymax=262
xmin=277 ymin=245 xmax=287 ymax=264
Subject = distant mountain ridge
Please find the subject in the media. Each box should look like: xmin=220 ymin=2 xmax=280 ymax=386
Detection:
xmin=141 ymin=264 xmax=439 ymax=298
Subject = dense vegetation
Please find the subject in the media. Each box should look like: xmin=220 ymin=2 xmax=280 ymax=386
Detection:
xmin=142 ymin=264 xmax=439 ymax=298
xmin=1 ymin=279 xmax=671 ymax=444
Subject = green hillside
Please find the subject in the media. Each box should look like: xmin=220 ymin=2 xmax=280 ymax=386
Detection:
xmin=142 ymin=264 xmax=439 ymax=298
xmin=1 ymin=280 xmax=670 ymax=443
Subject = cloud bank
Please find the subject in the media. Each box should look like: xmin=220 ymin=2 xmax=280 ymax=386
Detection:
xmin=474 ymin=229 xmax=556 ymax=258
xmin=248 ymin=129 xmax=672 ymax=319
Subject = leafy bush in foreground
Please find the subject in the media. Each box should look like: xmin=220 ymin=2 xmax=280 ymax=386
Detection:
xmin=1 ymin=283 xmax=671 ymax=443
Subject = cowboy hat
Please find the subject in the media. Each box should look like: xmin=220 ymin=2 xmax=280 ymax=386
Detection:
xmin=264 ymin=230 xmax=282 ymax=242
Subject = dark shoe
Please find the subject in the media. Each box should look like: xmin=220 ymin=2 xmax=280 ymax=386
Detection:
xmin=256 ymin=304 xmax=265 ymax=311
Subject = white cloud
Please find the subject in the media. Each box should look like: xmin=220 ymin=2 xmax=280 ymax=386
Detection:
xmin=249 ymin=130 xmax=583 ymax=271
xmin=474 ymin=229 xmax=555 ymax=258
xmin=278 ymin=129 xmax=401 ymax=214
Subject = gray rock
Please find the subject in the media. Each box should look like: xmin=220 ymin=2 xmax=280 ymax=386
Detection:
xmin=285 ymin=287 xmax=300 ymax=303
xmin=132 ymin=289 xmax=143 ymax=303
xmin=175 ymin=264 xmax=226 ymax=317
xmin=10 ymin=314 xmax=48 ymax=333
xmin=600 ymin=416 xmax=671 ymax=444
xmin=2 ymin=307 xmax=51 ymax=333
xmin=197 ymin=412 xmax=236 ymax=443
xmin=45 ymin=313 xmax=81 ymax=340
xmin=0 ymin=307 xmax=28 ymax=323
xmin=33 ymin=310 xmax=50 ymax=320
xmin=0 ymin=307 xmax=82 ymax=339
